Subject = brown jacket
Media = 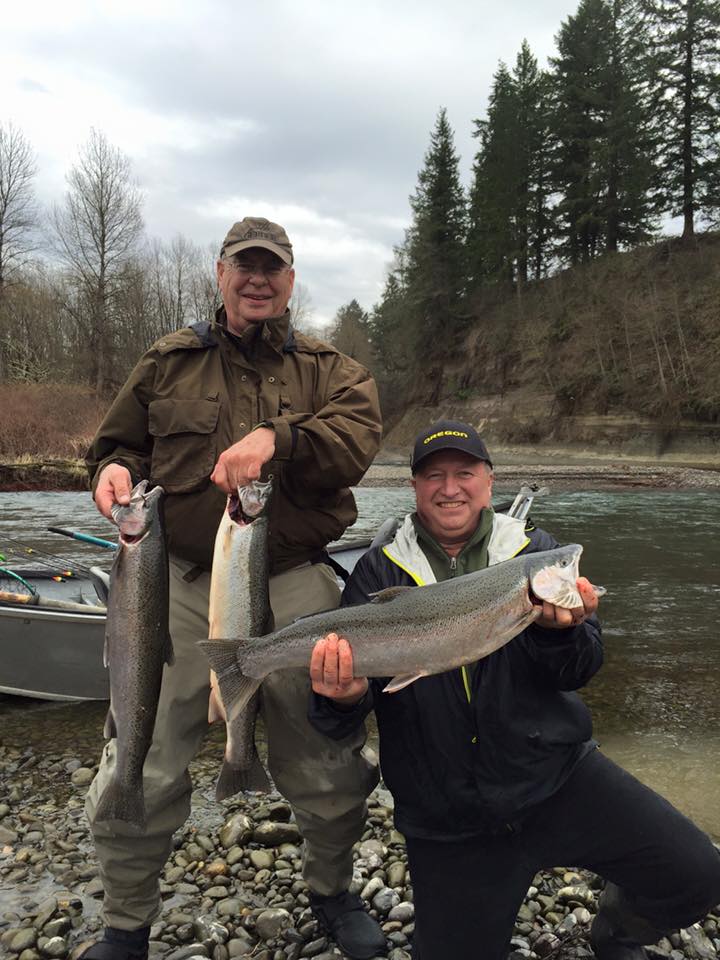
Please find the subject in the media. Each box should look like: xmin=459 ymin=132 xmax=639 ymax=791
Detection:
xmin=86 ymin=309 xmax=382 ymax=573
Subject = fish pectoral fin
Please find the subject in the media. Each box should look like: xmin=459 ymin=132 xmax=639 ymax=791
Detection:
xmin=369 ymin=586 xmax=414 ymax=604
xmin=591 ymin=583 xmax=607 ymax=599
xmin=103 ymin=708 xmax=117 ymax=740
xmin=382 ymin=670 xmax=429 ymax=693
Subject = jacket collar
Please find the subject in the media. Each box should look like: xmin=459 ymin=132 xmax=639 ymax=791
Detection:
xmin=383 ymin=511 xmax=530 ymax=585
xmin=214 ymin=306 xmax=296 ymax=355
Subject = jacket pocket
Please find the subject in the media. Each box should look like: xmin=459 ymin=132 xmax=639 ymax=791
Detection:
xmin=148 ymin=398 xmax=220 ymax=494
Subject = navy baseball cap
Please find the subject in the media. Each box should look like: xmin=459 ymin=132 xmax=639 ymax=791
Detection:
xmin=411 ymin=420 xmax=493 ymax=474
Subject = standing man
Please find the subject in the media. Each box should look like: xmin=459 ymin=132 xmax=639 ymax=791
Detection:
xmin=82 ymin=218 xmax=387 ymax=960
xmin=310 ymin=420 xmax=720 ymax=960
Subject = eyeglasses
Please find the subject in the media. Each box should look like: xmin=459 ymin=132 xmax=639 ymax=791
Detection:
xmin=225 ymin=258 xmax=289 ymax=278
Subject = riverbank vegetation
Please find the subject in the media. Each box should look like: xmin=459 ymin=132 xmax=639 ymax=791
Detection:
xmin=1 ymin=0 xmax=718 ymax=446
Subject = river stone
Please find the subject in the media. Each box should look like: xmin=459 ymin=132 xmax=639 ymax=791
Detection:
xmin=176 ymin=924 xmax=195 ymax=944
xmin=227 ymin=931 xmax=256 ymax=956
xmin=252 ymin=821 xmax=300 ymax=845
xmin=84 ymin=878 xmax=104 ymax=897
xmin=533 ymin=932 xmax=561 ymax=957
xmin=357 ymin=839 xmax=387 ymax=859
xmin=43 ymin=919 xmax=71 ymax=939
xmin=386 ymin=862 xmax=406 ymax=888
xmin=204 ymin=860 xmax=228 ymax=878
xmin=35 ymin=897 xmax=59 ymax=930
xmin=225 ymin=846 xmax=244 ymax=866
xmin=250 ymin=850 xmax=275 ymax=870
xmin=299 ymin=937 xmax=329 ymax=957
xmin=680 ymin=925 xmax=716 ymax=959
xmin=216 ymin=899 xmax=242 ymax=917
xmin=12 ymin=929 xmax=39 ymax=951
xmin=193 ymin=918 xmax=229 ymax=945
xmin=572 ymin=906 xmax=592 ymax=925
xmin=166 ymin=946 xmax=209 ymax=960
xmin=388 ymin=903 xmax=414 ymax=923
xmin=184 ymin=842 xmax=205 ymax=861
xmin=556 ymin=913 xmax=578 ymax=936
xmin=204 ymin=886 xmax=229 ymax=900
xmin=360 ymin=876 xmax=385 ymax=901
xmin=39 ymin=937 xmax=68 ymax=958
xmin=556 ymin=885 xmax=595 ymax=907
xmin=255 ymin=908 xmax=292 ymax=940
xmin=267 ymin=802 xmax=292 ymax=822
xmin=0 ymin=802 xmax=11 ymax=817
xmin=70 ymin=768 xmax=94 ymax=787
xmin=166 ymin=911 xmax=196 ymax=926
xmin=219 ymin=814 xmax=254 ymax=848
xmin=0 ymin=824 xmax=18 ymax=843
xmin=165 ymin=866 xmax=186 ymax=883
xmin=372 ymin=887 xmax=400 ymax=915
xmin=388 ymin=950 xmax=411 ymax=960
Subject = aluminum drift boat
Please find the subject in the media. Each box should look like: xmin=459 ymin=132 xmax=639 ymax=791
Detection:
xmin=0 ymin=543 xmax=371 ymax=702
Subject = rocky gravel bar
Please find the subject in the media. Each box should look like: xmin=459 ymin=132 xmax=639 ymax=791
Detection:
xmin=360 ymin=460 xmax=720 ymax=492
xmin=2 ymin=726 xmax=720 ymax=960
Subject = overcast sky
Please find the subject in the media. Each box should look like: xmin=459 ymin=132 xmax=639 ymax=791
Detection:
xmin=3 ymin=0 xmax=583 ymax=326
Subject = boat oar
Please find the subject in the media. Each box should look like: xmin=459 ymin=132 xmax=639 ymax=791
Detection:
xmin=0 ymin=588 xmax=106 ymax=613
xmin=48 ymin=527 xmax=117 ymax=550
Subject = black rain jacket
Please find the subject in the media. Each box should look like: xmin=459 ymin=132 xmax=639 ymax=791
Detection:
xmin=309 ymin=518 xmax=603 ymax=841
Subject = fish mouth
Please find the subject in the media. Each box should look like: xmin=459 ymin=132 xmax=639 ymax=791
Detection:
xmin=228 ymin=479 xmax=273 ymax=524
xmin=111 ymin=483 xmax=164 ymax=541
xmin=529 ymin=544 xmax=583 ymax=609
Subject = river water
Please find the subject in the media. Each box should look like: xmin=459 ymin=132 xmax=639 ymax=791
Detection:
xmin=1 ymin=487 xmax=719 ymax=838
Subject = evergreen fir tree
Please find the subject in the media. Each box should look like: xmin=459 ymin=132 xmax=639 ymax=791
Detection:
xmin=468 ymin=63 xmax=519 ymax=286
xmin=328 ymin=298 xmax=374 ymax=368
xmin=550 ymin=0 xmax=656 ymax=262
xmin=604 ymin=0 xmax=658 ymax=250
xmin=468 ymin=43 xmax=553 ymax=287
xmin=551 ymin=0 xmax=616 ymax=263
xmin=639 ymin=0 xmax=720 ymax=238
xmin=402 ymin=107 xmax=468 ymax=377
xmin=367 ymin=268 xmax=408 ymax=375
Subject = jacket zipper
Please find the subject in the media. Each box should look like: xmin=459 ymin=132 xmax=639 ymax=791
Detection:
xmin=451 ymin=554 xmax=478 ymax=744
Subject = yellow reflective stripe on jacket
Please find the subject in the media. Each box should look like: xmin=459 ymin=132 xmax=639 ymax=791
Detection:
xmin=381 ymin=546 xmax=426 ymax=586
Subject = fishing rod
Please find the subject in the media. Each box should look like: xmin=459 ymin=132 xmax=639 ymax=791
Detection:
xmin=48 ymin=527 xmax=117 ymax=550
xmin=0 ymin=534 xmax=100 ymax=579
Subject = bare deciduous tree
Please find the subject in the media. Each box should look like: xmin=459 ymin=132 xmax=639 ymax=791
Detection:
xmin=0 ymin=122 xmax=37 ymax=289
xmin=52 ymin=129 xmax=143 ymax=396
xmin=289 ymin=281 xmax=321 ymax=334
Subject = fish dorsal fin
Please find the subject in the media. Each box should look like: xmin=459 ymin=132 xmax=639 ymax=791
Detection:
xmin=382 ymin=670 xmax=429 ymax=693
xmin=369 ymin=586 xmax=414 ymax=604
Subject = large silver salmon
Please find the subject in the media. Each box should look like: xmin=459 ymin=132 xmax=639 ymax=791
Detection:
xmin=208 ymin=480 xmax=273 ymax=799
xmin=200 ymin=544 xmax=602 ymax=719
xmin=95 ymin=480 xmax=172 ymax=830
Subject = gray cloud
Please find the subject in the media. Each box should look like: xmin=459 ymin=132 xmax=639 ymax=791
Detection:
xmin=4 ymin=0 xmax=582 ymax=322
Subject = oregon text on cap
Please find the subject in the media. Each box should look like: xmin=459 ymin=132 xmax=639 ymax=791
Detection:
xmin=423 ymin=430 xmax=470 ymax=445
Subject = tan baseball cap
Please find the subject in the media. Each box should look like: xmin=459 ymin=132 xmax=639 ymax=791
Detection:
xmin=220 ymin=217 xmax=293 ymax=265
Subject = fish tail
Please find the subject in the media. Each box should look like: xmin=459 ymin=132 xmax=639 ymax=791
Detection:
xmin=198 ymin=639 xmax=263 ymax=715
xmin=94 ymin=777 xmax=146 ymax=831
xmin=215 ymin=754 xmax=272 ymax=801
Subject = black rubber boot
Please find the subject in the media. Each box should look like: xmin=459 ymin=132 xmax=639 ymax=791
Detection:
xmin=77 ymin=927 xmax=150 ymax=960
xmin=590 ymin=883 xmax=664 ymax=960
xmin=310 ymin=890 xmax=387 ymax=959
